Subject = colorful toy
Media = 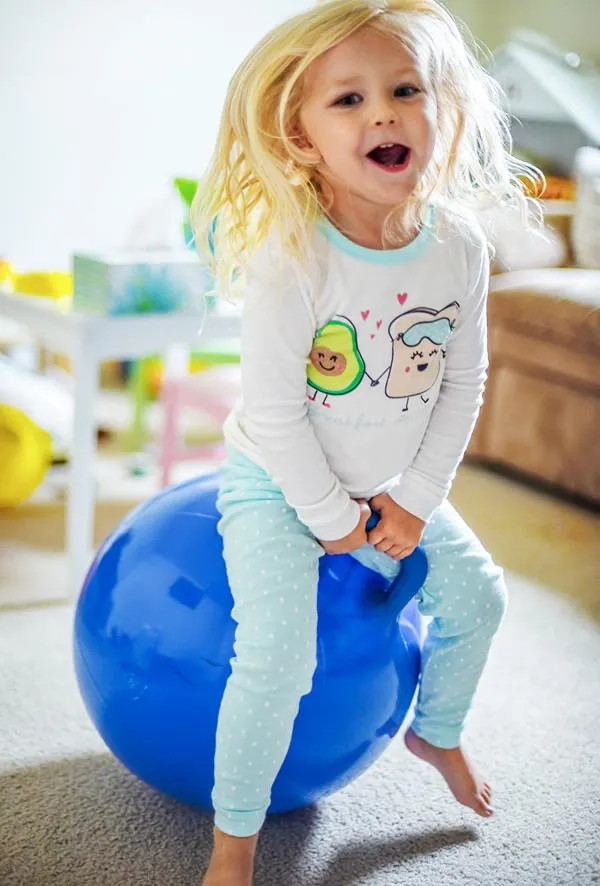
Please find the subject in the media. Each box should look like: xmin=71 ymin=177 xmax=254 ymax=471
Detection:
xmin=0 ymin=356 xmax=73 ymax=506
xmin=1 ymin=265 xmax=73 ymax=306
xmin=173 ymin=177 xmax=199 ymax=249
xmin=12 ymin=270 xmax=73 ymax=300
xmin=0 ymin=404 xmax=52 ymax=507
xmin=0 ymin=259 xmax=14 ymax=286
xmin=74 ymin=473 xmax=427 ymax=813
xmin=133 ymin=341 xmax=240 ymax=402
xmin=72 ymin=250 xmax=211 ymax=316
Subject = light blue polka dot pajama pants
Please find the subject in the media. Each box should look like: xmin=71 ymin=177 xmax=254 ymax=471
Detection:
xmin=213 ymin=448 xmax=507 ymax=837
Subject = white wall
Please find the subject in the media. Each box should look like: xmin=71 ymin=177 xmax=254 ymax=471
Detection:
xmin=0 ymin=0 xmax=306 ymax=270
xmin=2 ymin=0 xmax=595 ymax=271
xmin=460 ymin=0 xmax=600 ymax=63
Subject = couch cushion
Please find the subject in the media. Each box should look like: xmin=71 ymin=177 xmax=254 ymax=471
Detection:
xmin=483 ymin=206 xmax=568 ymax=273
xmin=489 ymin=268 xmax=600 ymax=355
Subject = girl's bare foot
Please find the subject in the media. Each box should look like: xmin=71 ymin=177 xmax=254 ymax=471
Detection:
xmin=202 ymin=827 xmax=259 ymax=886
xmin=404 ymin=726 xmax=494 ymax=818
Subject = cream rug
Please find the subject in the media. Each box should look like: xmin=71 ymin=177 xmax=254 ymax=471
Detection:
xmin=1 ymin=572 xmax=599 ymax=885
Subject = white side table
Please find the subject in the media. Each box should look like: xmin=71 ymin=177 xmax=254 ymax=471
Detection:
xmin=0 ymin=288 xmax=239 ymax=598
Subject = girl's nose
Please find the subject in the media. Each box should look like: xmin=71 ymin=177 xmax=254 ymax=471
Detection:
xmin=373 ymin=103 xmax=398 ymax=127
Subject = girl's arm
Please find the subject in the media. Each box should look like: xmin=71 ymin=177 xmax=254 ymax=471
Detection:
xmin=385 ymin=237 xmax=490 ymax=522
xmin=237 ymin=250 xmax=361 ymax=542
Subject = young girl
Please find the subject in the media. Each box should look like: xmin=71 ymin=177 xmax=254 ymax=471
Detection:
xmin=192 ymin=1 xmax=534 ymax=882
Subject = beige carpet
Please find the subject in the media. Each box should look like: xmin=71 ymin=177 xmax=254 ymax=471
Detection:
xmin=1 ymin=571 xmax=600 ymax=885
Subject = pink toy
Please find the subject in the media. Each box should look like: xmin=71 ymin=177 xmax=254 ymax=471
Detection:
xmin=159 ymin=359 xmax=240 ymax=488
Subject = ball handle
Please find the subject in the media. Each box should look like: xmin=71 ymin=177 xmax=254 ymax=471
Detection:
xmin=365 ymin=510 xmax=428 ymax=617
xmin=365 ymin=511 xmax=380 ymax=533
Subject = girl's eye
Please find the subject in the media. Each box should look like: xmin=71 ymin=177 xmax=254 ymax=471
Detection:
xmin=411 ymin=350 xmax=424 ymax=360
xmin=335 ymin=93 xmax=362 ymax=107
xmin=395 ymin=85 xmax=420 ymax=98
xmin=429 ymin=349 xmax=438 ymax=357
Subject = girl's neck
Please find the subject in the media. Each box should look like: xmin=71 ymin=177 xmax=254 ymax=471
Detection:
xmin=326 ymin=196 xmax=420 ymax=251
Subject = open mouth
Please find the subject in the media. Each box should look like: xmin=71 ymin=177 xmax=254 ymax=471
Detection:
xmin=367 ymin=143 xmax=411 ymax=171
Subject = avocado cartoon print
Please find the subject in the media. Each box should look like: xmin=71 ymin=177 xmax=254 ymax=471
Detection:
xmin=307 ymin=316 xmax=366 ymax=407
xmin=371 ymin=301 xmax=460 ymax=411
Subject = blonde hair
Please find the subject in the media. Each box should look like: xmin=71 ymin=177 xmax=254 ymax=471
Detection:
xmin=191 ymin=0 xmax=538 ymax=297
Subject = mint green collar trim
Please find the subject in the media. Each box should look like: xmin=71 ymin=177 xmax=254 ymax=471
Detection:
xmin=318 ymin=204 xmax=435 ymax=265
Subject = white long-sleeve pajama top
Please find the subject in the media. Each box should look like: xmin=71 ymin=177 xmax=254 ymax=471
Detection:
xmin=223 ymin=205 xmax=490 ymax=541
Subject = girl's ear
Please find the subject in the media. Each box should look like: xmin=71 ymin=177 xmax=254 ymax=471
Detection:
xmin=290 ymin=122 xmax=322 ymax=163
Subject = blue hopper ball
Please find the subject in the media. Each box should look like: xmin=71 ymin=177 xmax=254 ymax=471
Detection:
xmin=74 ymin=473 xmax=428 ymax=814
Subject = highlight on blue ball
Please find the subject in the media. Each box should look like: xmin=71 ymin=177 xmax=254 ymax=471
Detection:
xmin=73 ymin=473 xmax=428 ymax=813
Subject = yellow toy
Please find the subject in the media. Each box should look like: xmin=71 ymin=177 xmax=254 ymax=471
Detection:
xmin=0 ymin=404 xmax=52 ymax=507
xmin=0 ymin=339 xmax=73 ymax=506
xmin=0 ymin=261 xmax=73 ymax=300
xmin=12 ymin=270 xmax=73 ymax=306
xmin=0 ymin=259 xmax=13 ymax=285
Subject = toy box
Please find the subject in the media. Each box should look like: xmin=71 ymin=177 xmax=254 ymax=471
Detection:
xmin=72 ymin=250 xmax=213 ymax=315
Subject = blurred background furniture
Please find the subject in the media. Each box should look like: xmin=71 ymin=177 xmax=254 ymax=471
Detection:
xmin=0 ymin=286 xmax=235 ymax=596
xmin=157 ymin=341 xmax=241 ymax=488
xmin=489 ymin=30 xmax=600 ymax=178
xmin=468 ymin=206 xmax=600 ymax=505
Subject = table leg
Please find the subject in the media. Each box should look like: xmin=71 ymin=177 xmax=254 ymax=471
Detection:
xmin=68 ymin=347 xmax=99 ymax=598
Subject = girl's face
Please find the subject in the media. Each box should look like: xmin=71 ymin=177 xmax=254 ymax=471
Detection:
xmin=299 ymin=26 xmax=437 ymax=221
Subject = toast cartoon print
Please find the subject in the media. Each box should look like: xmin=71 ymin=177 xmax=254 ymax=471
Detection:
xmin=371 ymin=302 xmax=460 ymax=411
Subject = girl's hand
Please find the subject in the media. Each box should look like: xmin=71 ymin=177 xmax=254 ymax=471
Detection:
xmin=319 ymin=500 xmax=371 ymax=554
xmin=367 ymin=493 xmax=425 ymax=560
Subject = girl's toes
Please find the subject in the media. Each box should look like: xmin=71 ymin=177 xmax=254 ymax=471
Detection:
xmin=482 ymin=784 xmax=492 ymax=802
xmin=475 ymin=795 xmax=494 ymax=817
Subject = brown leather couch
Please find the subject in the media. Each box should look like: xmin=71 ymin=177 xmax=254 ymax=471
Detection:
xmin=467 ymin=226 xmax=600 ymax=506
